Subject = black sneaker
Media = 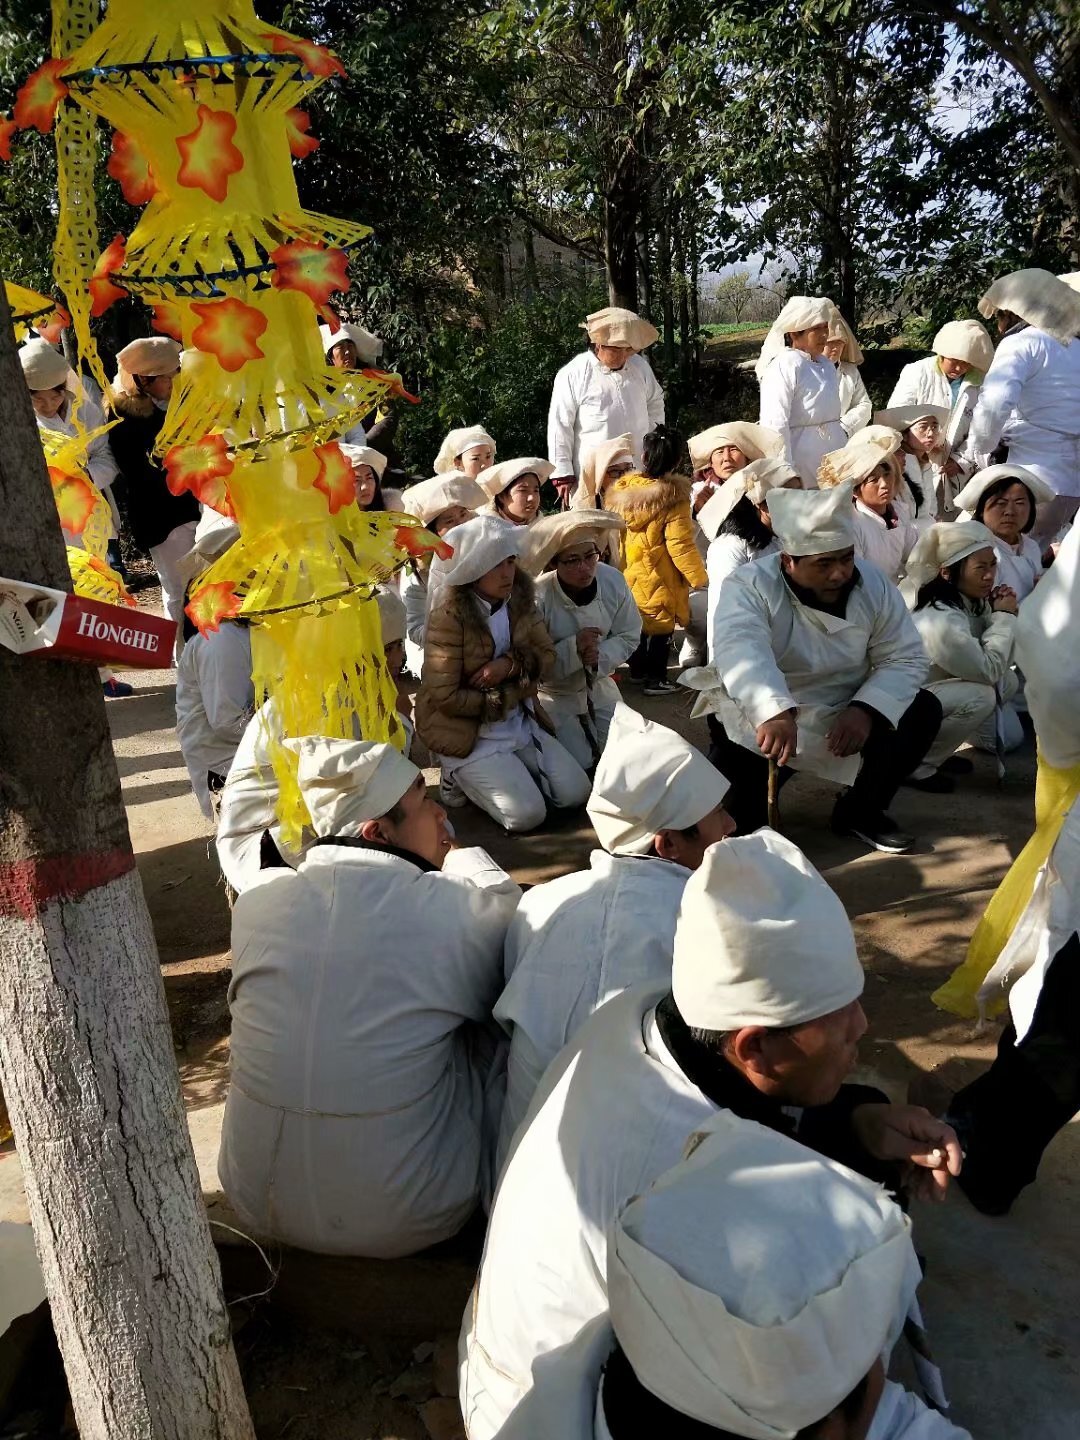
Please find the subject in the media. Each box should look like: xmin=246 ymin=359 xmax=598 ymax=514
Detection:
xmin=642 ymin=679 xmax=678 ymax=696
xmin=902 ymin=771 xmax=954 ymax=794
xmin=831 ymin=806 xmax=915 ymax=853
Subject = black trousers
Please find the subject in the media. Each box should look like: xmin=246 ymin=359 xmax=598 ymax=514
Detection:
xmin=628 ymin=631 xmax=671 ymax=683
xmin=949 ymin=932 xmax=1080 ymax=1213
xmin=706 ymin=688 xmax=943 ymax=834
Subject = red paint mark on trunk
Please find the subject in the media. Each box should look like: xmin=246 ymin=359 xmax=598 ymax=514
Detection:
xmin=0 ymin=849 xmax=135 ymax=919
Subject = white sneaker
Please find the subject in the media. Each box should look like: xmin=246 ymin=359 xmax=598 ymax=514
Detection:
xmin=439 ymin=773 xmax=468 ymax=808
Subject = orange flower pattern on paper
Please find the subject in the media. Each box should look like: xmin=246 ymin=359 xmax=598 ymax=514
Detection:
xmin=85 ymin=555 xmax=137 ymax=607
xmin=49 ymin=467 xmax=100 ymax=537
xmin=0 ymin=115 xmax=15 ymax=161
xmin=362 ymin=369 xmax=420 ymax=404
xmin=37 ymin=303 xmax=71 ymax=345
xmin=185 ymin=581 xmax=243 ymax=636
xmin=285 ymin=108 xmax=319 ymax=160
xmin=107 ymin=130 xmax=156 ymax=206
xmin=150 ymin=301 xmax=184 ymax=341
xmin=270 ymin=240 xmax=349 ymax=320
xmin=164 ymin=434 xmax=236 ymax=516
xmin=190 ymin=297 xmax=268 ymax=372
xmin=311 ymin=442 xmax=356 ymax=515
xmin=13 ymin=59 xmax=69 ymax=134
xmin=175 ymin=105 xmax=244 ymax=202
xmin=89 ymin=235 xmax=128 ymax=317
xmin=264 ymin=33 xmax=346 ymax=79
xmin=394 ymin=525 xmax=453 ymax=562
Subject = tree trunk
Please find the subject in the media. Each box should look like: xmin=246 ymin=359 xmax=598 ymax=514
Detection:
xmin=0 ymin=287 xmax=255 ymax=1440
xmin=675 ymin=211 xmax=692 ymax=387
xmin=604 ymin=193 xmax=639 ymax=310
xmin=689 ymin=223 xmax=701 ymax=385
xmin=657 ymin=203 xmax=676 ymax=374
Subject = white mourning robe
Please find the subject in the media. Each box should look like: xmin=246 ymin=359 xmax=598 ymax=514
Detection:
xmin=493 ymin=852 xmax=689 ymax=1171
xmin=710 ymin=554 xmax=928 ymax=784
xmin=547 ymin=351 xmax=665 ymax=477
xmin=851 ymin=501 xmax=918 ymax=585
xmin=758 ymin=349 xmax=846 ymax=487
xmin=220 ymin=843 xmax=520 ymax=1258
xmin=705 ymin=534 xmax=779 ymax=663
xmin=174 ymin=622 xmax=254 ymax=818
xmin=837 ymin=360 xmax=872 ymax=435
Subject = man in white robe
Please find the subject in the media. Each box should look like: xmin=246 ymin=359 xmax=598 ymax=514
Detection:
xmin=548 ymin=307 xmax=665 ymax=500
xmin=499 ymin=1116 xmax=969 ymax=1440
xmin=493 ymin=704 xmax=734 ymax=1169
xmin=460 ymin=830 xmax=960 ymax=1439
xmin=685 ymin=485 xmax=939 ymax=854
xmin=963 ymin=268 xmax=1080 ymax=544
xmin=219 ymin=736 xmax=520 ymax=1258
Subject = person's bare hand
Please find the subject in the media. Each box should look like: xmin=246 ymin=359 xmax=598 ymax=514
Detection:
xmin=991 ymin=584 xmax=1018 ymax=615
xmin=827 ymin=705 xmax=873 ymax=757
xmin=551 ymin=475 xmax=576 ymax=505
xmin=756 ymin=711 xmax=797 ymax=766
xmin=577 ymin=627 xmax=602 ymax=667
xmin=942 ymin=458 xmax=963 ymax=478
xmin=852 ymin=1104 xmax=962 ymax=1202
xmin=469 ymin=655 xmax=514 ymax=688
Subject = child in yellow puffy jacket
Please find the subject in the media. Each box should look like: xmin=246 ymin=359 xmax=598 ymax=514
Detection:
xmin=603 ymin=425 xmax=707 ymax=694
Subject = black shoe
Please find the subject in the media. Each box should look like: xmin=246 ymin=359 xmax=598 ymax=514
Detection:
xmin=832 ymin=806 xmax=915 ymax=853
xmin=902 ymin=771 xmax=955 ymax=794
xmin=939 ymin=755 xmax=974 ymax=776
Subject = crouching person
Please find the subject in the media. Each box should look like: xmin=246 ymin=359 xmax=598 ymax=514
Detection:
xmin=416 ymin=515 xmax=591 ymax=831
xmin=219 ymin=736 xmax=521 ymax=1257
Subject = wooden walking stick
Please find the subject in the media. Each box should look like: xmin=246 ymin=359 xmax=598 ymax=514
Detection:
xmin=767 ymin=757 xmax=782 ymax=830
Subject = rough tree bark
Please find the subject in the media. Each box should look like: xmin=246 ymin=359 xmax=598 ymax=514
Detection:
xmin=0 ymin=288 xmax=255 ymax=1439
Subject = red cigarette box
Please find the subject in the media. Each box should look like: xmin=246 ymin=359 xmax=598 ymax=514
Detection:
xmin=0 ymin=577 xmax=176 ymax=670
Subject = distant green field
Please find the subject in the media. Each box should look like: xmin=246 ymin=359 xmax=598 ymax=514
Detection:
xmin=700 ymin=321 xmax=771 ymax=336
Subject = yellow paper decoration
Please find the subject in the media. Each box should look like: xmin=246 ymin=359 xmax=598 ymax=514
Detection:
xmin=5 ymin=281 xmax=71 ymax=344
xmin=66 ymin=545 xmax=135 ymax=607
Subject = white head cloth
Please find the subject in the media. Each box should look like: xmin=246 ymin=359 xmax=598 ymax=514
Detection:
xmin=906 ymin=520 xmax=999 ymax=592
xmin=114 ymin=336 xmax=181 ymax=396
xmin=845 ymin=423 xmax=903 ymax=454
xmin=476 ymin=456 xmax=554 ymax=500
xmin=873 ymin=403 xmax=951 ymax=432
xmin=818 ymin=439 xmax=897 ymax=491
xmin=401 ymin=471 xmax=486 ymax=525
xmin=587 ymin=703 xmax=730 ymax=855
xmin=375 ymin=586 xmax=407 ymax=646
xmin=767 ymin=484 xmax=856 ymax=555
xmin=433 ymin=425 xmax=497 ymax=475
xmin=672 ymin=829 xmax=864 ymax=1030
xmin=518 ymin=509 xmax=625 ymax=576
xmin=177 ymin=517 xmax=242 ymax=587
xmin=932 ymin=319 xmax=994 ymax=372
xmin=953 ymin=463 xmax=1054 ymax=516
xmin=318 ymin=321 xmax=383 ymax=366
xmin=338 ymin=442 xmax=388 ymax=479
xmin=688 ymin=422 xmax=784 ymax=472
xmin=825 ymin=305 xmax=864 ymax=365
xmin=426 ymin=514 xmax=520 ymax=606
xmin=285 ymin=736 xmax=419 ymax=838
xmin=697 ymin=458 xmax=799 ymax=541
xmin=978 ymin=269 xmax=1080 ymax=346
xmin=582 ymin=307 xmax=659 ymax=351
xmin=574 ymin=433 xmax=635 ymax=508
xmin=608 ymin=1111 xmax=919 ymax=1438
xmin=754 ymin=297 xmax=834 ymax=378
xmin=19 ymin=337 xmax=74 ymax=391
xmin=1059 ymin=272 xmax=1080 ymax=294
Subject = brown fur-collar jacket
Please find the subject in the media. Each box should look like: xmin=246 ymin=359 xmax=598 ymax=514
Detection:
xmin=415 ymin=570 xmax=556 ymax=759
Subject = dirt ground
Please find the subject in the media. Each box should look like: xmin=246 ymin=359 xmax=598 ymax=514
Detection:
xmin=2 ymin=614 xmax=1078 ymax=1438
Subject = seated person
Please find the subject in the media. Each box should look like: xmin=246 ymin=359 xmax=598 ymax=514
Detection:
xmin=686 ymin=420 xmax=784 ymax=513
xmin=400 ymin=471 xmax=486 ymax=675
xmin=175 ymin=520 xmax=253 ymax=820
xmin=433 ymin=424 xmax=496 ymax=479
xmin=339 ymin=442 xmax=403 ymax=512
xmin=954 ymin=463 xmax=1052 ymax=599
xmin=494 ymin=703 xmax=733 ymax=1169
xmin=476 ymin=457 xmax=552 ymax=527
xmin=375 ymin=587 xmax=414 ymax=742
xmin=416 ymin=515 xmax=591 ymax=832
xmin=905 ymin=522 xmax=1019 ymax=791
xmin=500 ymin=1117 xmax=969 ymax=1440
xmin=874 ymin=403 xmax=955 ymax=520
xmin=569 ymin=432 xmax=635 ymax=512
xmin=318 ymin=321 xmax=384 ymax=445
xmin=819 ymin=436 xmax=917 ymax=585
xmin=460 ymin=829 xmax=960 ymax=1440
xmin=695 ymin=485 xmax=939 ymax=854
xmin=519 ymin=509 xmax=637 ymax=770
xmin=698 ymin=456 xmax=801 ymax=661
xmin=219 ymin=736 xmax=521 ymax=1258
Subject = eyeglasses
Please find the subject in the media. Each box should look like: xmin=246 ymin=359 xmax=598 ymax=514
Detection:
xmin=558 ymin=548 xmax=600 ymax=566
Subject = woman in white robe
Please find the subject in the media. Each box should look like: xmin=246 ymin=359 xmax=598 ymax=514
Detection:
xmin=519 ymin=511 xmax=638 ymax=769
xmin=888 ymin=318 xmax=994 ymax=469
xmin=756 ymin=295 xmax=846 ymax=487
xmin=824 ymin=304 xmax=872 ymax=435
xmin=906 ymin=523 xmax=1019 ymax=792
xmin=819 ymin=437 xmax=917 ymax=585
xmin=875 ymin=403 xmax=954 ymax=521
xmin=399 ymin=471 xmax=485 ymax=674
xmin=954 ymin=463 xmax=1052 ymax=601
